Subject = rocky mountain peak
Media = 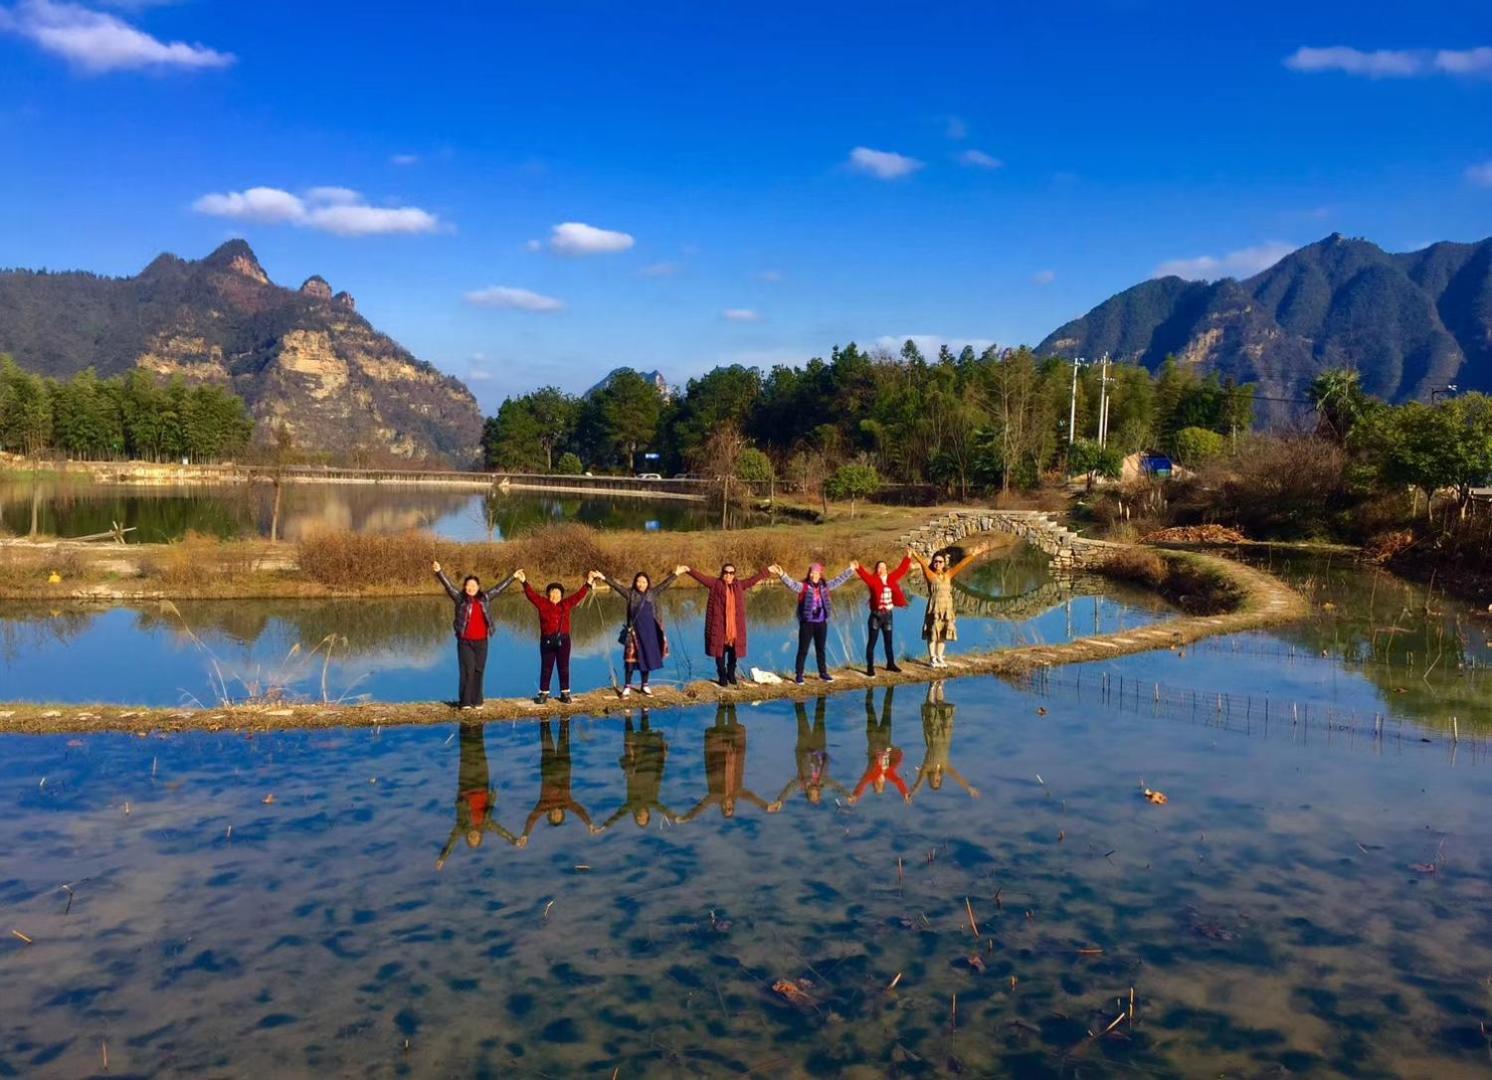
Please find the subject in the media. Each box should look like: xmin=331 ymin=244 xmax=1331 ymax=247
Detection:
xmin=300 ymin=275 xmax=333 ymax=301
xmin=332 ymin=290 xmax=356 ymax=311
xmin=203 ymin=239 xmax=269 ymax=285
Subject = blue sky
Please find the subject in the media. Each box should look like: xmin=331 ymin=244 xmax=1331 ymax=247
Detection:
xmin=2 ymin=1 xmax=1490 ymax=408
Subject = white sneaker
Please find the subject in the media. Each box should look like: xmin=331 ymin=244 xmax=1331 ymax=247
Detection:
xmin=621 ymin=686 xmax=632 ymax=698
xmin=641 ymin=685 xmax=654 ymax=696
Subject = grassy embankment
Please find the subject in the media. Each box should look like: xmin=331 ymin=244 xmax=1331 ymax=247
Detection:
xmin=0 ymin=507 xmax=939 ymax=601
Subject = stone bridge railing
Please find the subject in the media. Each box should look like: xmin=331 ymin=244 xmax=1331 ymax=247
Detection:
xmin=901 ymin=509 xmax=1119 ymax=573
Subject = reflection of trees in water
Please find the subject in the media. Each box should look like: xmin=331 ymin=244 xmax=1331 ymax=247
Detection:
xmin=483 ymin=492 xmax=717 ymax=538
xmin=1224 ymin=551 xmax=1492 ymax=733
xmin=0 ymin=480 xmax=254 ymax=541
xmin=0 ymin=604 xmax=97 ymax=662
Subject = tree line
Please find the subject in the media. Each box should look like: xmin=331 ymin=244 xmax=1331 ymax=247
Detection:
xmin=0 ymin=356 xmax=254 ymax=461
xmin=482 ymin=341 xmax=1256 ymax=496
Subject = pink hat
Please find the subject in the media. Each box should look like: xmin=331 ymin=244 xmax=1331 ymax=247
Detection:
xmin=809 ymin=562 xmax=824 ymax=575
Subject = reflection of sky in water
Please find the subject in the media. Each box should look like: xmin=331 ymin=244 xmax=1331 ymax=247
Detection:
xmin=3 ymin=673 xmax=1490 ymax=1076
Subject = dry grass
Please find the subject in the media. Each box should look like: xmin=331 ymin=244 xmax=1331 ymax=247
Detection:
xmin=1100 ymin=547 xmax=1168 ymax=589
xmin=144 ymin=531 xmax=262 ymax=588
xmin=296 ymin=517 xmax=916 ymax=592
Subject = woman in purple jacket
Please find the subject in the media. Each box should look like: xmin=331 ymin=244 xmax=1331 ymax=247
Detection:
xmin=770 ymin=561 xmax=857 ymax=684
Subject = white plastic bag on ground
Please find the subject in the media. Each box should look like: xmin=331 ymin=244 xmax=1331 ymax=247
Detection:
xmin=749 ymin=667 xmax=783 ymax=685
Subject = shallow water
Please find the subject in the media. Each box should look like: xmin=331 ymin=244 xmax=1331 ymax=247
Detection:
xmin=0 ymin=478 xmax=723 ymax=542
xmin=0 ymin=551 xmax=1169 ymax=706
xmin=3 ymin=669 xmax=1489 ymax=1077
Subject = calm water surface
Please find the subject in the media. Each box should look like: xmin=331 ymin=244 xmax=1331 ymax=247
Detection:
xmin=0 ymin=478 xmax=722 ymax=542
xmin=2 ymin=672 xmax=1489 ymax=1077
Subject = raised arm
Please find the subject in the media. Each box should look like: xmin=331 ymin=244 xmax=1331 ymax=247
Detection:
xmin=738 ymin=789 xmax=774 ymax=813
xmin=740 ymin=569 xmax=773 ymax=590
xmin=685 ymin=567 xmax=718 ymax=588
xmin=676 ymin=794 xmax=717 ymax=823
xmin=908 ymin=549 xmax=933 ymax=578
xmin=827 ymin=566 xmax=857 ymax=590
xmin=600 ymin=573 xmax=630 ymax=597
xmin=777 ymin=573 xmax=806 ymax=594
xmin=889 ymin=555 xmax=913 ymax=583
xmin=434 ymin=566 xmax=460 ymax=601
xmin=560 ymin=583 xmax=591 ymax=610
xmin=488 ymin=571 xmax=519 ymax=597
xmin=521 ymin=581 xmax=544 ymax=608
xmin=776 ymin=777 xmax=802 ymax=804
xmin=947 ymin=549 xmax=983 ymax=579
xmin=485 ymin=819 xmax=523 ymax=846
xmin=945 ymin=764 xmax=979 ymax=798
xmin=435 ymin=825 xmax=461 ymax=869
xmin=566 ymin=798 xmax=595 ymax=830
xmin=653 ymin=572 xmax=679 ymax=593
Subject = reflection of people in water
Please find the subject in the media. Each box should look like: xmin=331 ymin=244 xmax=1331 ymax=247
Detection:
xmin=773 ymin=698 xmax=848 ymax=808
xmin=910 ymin=681 xmax=979 ymax=800
xmin=522 ymin=719 xmax=600 ymax=840
xmin=679 ymin=703 xmax=779 ymax=821
xmin=600 ymin=709 xmax=679 ymax=830
xmin=437 ymin=722 xmax=522 ymax=869
xmin=849 ymin=686 xmax=909 ymax=803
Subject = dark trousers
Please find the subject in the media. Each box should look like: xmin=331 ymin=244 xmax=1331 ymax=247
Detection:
xmin=715 ymin=645 xmax=738 ymax=684
xmin=624 ymin=663 xmax=650 ymax=686
xmin=457 ymin=637 xmax=489 ymax=706
xmin=796 ymin=621 xmax=829 ymax=677
xmin=865 ymin=611 xmax=895 ymax=668
xmin=540 ymin=634 xmax=572 ymax=693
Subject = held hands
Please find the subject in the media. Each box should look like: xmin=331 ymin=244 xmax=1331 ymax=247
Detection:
xmin=516 ymin=835 xmax=529 ymax=848
xmin=432 ymin=561 xmax=441 ymax=573
xmin=767 ymin=564 xmax=783 ymax=576
xmin=674 ymin=565 xmax=689 ymax=577
xmin=767 ymin=800 xmax=783 ymax=813
xmin=849 ymin=559 xmax=860 ymax=571
xmin=513 ymin=568 xmax=526 ymax=583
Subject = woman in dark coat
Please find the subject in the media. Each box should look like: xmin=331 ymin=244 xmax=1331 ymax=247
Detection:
xmin=599 ymin=708 xmax=678 ymax=831
xmin=599 ymin=568 xmax=679 ymax=697
xmin=684 ymin=562 xmax=772 ymax=686
xmin=433 ymin=560 xmax=517 ymax=709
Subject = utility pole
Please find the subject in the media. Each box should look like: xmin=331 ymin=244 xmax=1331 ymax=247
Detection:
xmin=1068 ymin=356 xmax=1082 ymax=445
xmin=1096 ymin=353 xmax=1113 ymax=448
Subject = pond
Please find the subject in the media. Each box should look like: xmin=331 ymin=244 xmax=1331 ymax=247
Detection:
xmin=3 ymin=669 xmax=1488 ymax=1075
xmin=0 ymin=476 xmax=725 ymax=543
xmin=0 ymin=549 xmax=1170 ymax=706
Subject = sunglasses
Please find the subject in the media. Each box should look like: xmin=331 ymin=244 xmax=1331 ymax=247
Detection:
xmin=723 ymin=569 xmax=737 ymax=576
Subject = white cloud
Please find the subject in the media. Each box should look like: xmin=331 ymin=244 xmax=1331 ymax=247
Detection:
xmin=945 ymin=116 xmax=968 ymax=140
xmin=463 ymin=286 xmax=565 ymax=313
xmin=390 ymin=153 xmax=419 ymax=166
xmin=847 ymin=146 xmax=924 ymax=180
xmin=1285 ymin=45 xmax=1492 ymax=79
xmin=523 ymin=239 xmax=543 ymax=253
xmin=1154 ymin=241 xmax=1295 ymax=281
xmin=548 ymin=221 xmax=634 ymax=256
xmin=755 ymin=269 xmax=784 ymax=283
xmin=1031 ymin=269 xmax=1056 ymax=285
xmin=722 ymin=308 xmax=763 ymax=323
xmin=1435 ymin=47 xmax=1492 ymax=76
xmin=875 ymin=334 xmax=996 ymax=358
xmin=640 ymin=262 xmax=679 ymax=278
xmin=958 ymin=149 xmax=1003 ymax=169
xmin=192 ymin=185 xmax=444 ymax=236
xmin=1465 ymin=161 xmax=1492 ymax=187
xmin=303 ymin=185 xmax=361 ymax=206
xmin=3 ymin=0 xmax=234 ymax=72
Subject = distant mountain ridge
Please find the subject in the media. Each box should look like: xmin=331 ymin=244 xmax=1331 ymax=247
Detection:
xmin=1037 ymin=234 xmax=1492 ymax=423
xmin=0 ymin=240 xmax=483 ymax=463
xmin=586 ymin=367 xmax=671 ymax=399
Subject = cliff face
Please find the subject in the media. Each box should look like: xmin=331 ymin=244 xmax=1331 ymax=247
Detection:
xmin=0 ymin=240 xmax=482 ymax=464
xmin=1037 ymin=234 xmax=1492 ymax=425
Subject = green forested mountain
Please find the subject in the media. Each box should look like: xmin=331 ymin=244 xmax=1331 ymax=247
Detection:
xmin=0 ymin=241 xmax=482 ymax=464
xmin=1038 ymin=234 xmax=1492 ymax=424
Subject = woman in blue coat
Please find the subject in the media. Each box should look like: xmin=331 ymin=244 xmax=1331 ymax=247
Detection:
xmin=598 ymin=566 xmax=681 ymax=697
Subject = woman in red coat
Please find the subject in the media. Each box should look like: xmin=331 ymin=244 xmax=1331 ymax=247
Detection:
xmin=683 ymin=562 xmax=772 ymax=686
xmin=854 ymin=555 xmax=911 ymax=676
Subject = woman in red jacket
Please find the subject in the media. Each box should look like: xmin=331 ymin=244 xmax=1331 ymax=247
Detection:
xmin=683 ymin=562 xmax=773 ymax=686
xmin=516 ymin=568 xmax=598 ymax=704
xmin=854 ymin=554 xmax=911 ymax=676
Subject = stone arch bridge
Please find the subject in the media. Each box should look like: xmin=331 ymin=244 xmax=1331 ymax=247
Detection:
xmin=900 ymin=510 xmax=1119 ymax=574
